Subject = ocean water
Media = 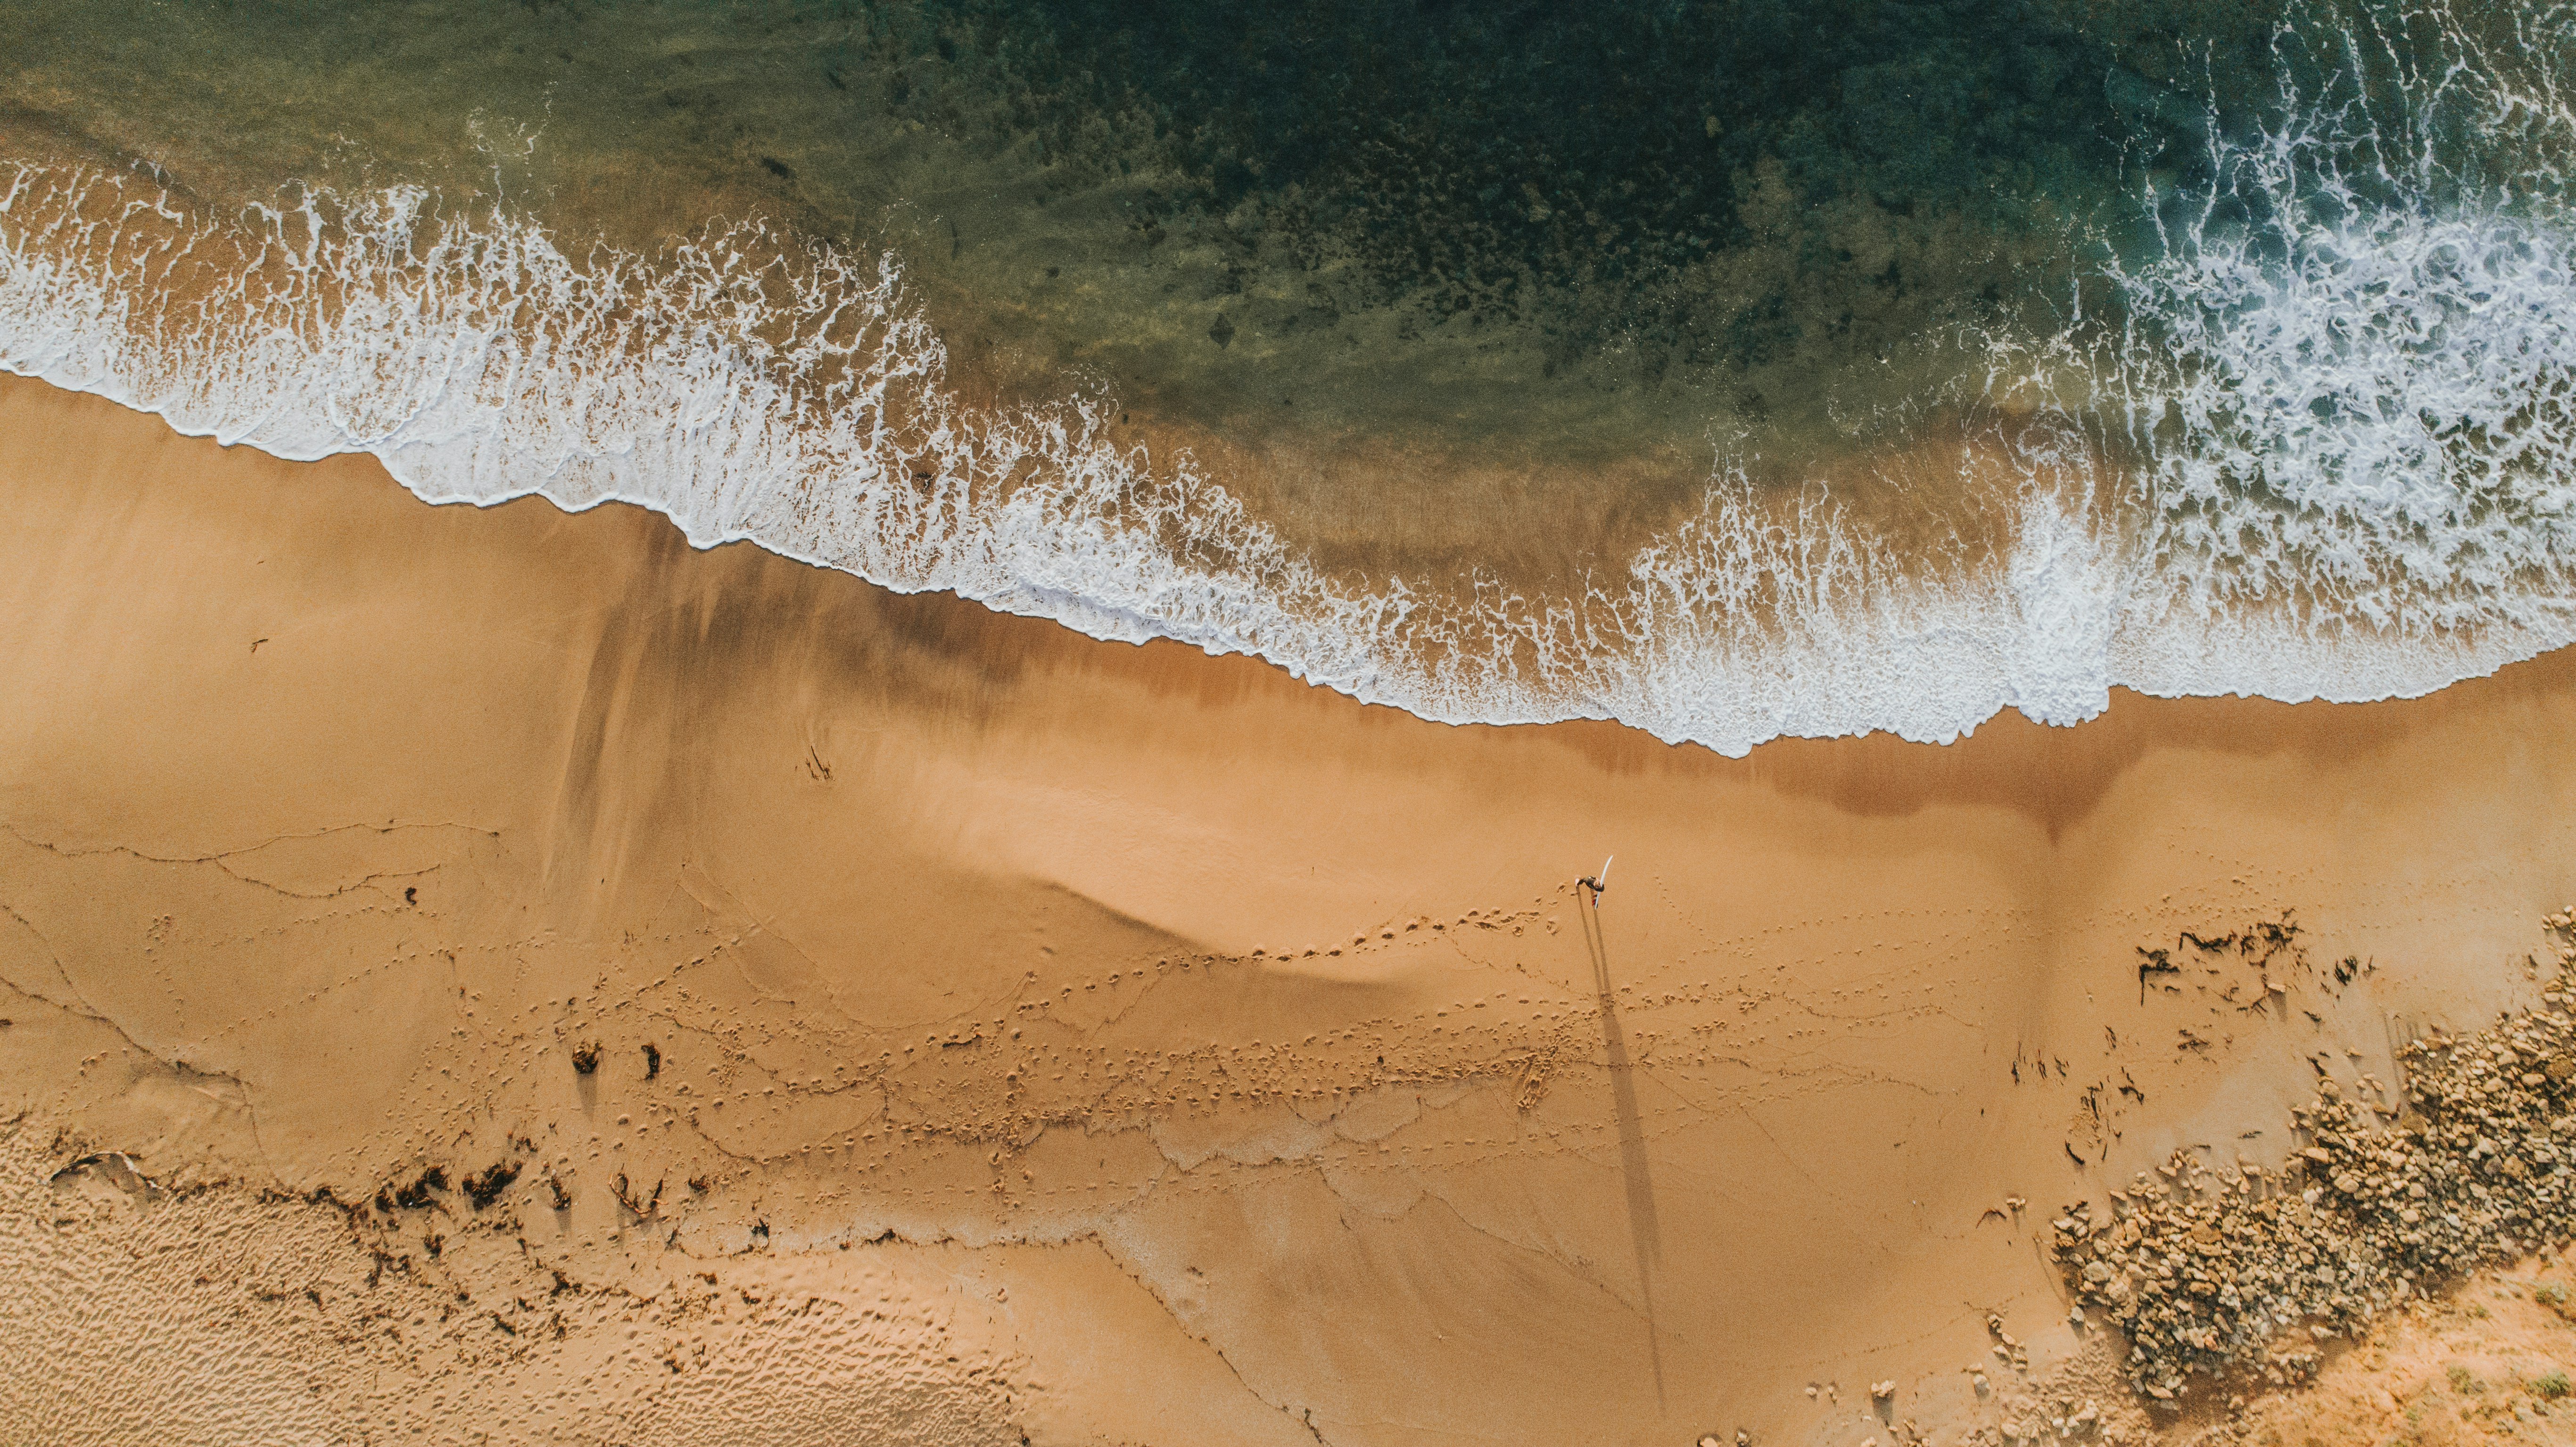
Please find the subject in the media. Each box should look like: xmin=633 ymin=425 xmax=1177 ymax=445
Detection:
xmin=1 ymin=0 xmax=2571 ymax=752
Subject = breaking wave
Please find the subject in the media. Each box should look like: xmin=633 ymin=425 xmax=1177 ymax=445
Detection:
xmin=3 ymin=1 xmax=2575 ymax=754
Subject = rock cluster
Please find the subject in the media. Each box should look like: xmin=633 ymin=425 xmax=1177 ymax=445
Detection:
xmin=2051 ymin=944 xmax=2576 ymax=1403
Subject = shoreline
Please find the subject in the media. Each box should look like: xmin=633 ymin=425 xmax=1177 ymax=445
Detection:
xmin=7 ymin=371 xmax=2576 ymax=1444
xmin=16 ymin=341 xmax=2568 ymax=760
xmin=8 ymin=152 xmax=2575 ymax=758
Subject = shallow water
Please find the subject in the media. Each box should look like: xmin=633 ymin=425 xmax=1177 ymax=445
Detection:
xmin=3 ymin=0 xmax=2573 ymax=750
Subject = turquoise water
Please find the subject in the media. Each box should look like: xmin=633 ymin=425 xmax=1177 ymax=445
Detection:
xmin=4 ymin=0 xmax=2574 ymax=748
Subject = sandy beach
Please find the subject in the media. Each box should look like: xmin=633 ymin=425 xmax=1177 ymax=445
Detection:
xmin=5 ymin=371 xmax=2576 ymax=1445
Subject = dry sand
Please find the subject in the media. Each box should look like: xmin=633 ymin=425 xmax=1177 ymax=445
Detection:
xmin=4 ymin=372 xmax=2576 ymax=1445
xmin=2230 ymin=1254 xmax=2576 ymax=1447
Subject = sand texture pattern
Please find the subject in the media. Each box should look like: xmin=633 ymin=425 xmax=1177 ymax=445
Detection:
xmin=6 ymin=374 xmax=2576 ymax=1445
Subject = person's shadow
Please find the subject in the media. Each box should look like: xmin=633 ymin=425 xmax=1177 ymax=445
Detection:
xmin=1577 ymin=888 xmax=1666 ymax=1405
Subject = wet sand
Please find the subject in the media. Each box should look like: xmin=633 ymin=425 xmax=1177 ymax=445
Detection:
xmin=4 ymin=372 xmax=2576 ymax=1446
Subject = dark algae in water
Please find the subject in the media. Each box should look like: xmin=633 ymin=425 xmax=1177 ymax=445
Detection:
xmin=871 ymin=0 xmax=2215 ymax=355
xmin=823 ymin=0 xmax=2271 ymax=480
xmin=0 ymin=0 xmax=2248 ymax=468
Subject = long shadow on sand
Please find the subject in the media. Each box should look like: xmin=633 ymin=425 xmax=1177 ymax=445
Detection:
xmin=1578 ymin=892 xmax=1666 ymax=1405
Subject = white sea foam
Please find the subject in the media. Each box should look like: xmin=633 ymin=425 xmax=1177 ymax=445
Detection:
xmin=1 ymin=4 xmax=2572 ymax=753
xmin=2086 ymin=0 xmax=2576 ymax=701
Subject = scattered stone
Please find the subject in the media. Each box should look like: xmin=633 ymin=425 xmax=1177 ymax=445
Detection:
xmin=2049 ymin=938 xmax=2576 ymax=1404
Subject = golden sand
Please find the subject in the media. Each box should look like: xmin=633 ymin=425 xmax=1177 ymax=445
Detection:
xmin=3 ymin=373 xmax=2575 ymax=1445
